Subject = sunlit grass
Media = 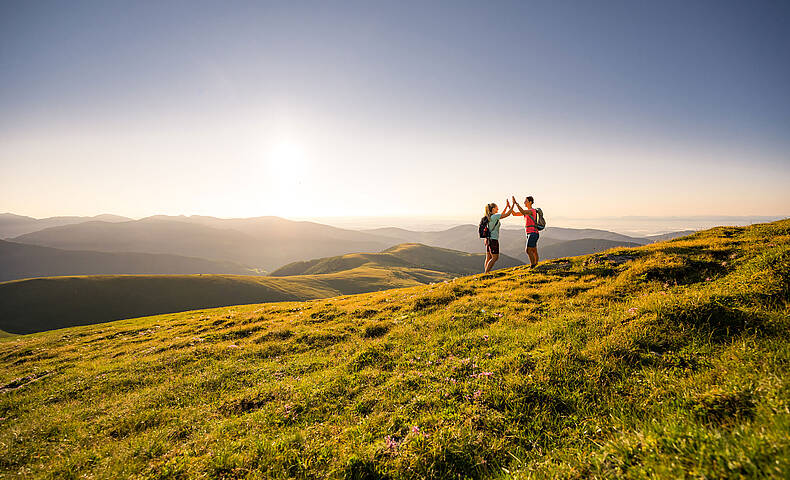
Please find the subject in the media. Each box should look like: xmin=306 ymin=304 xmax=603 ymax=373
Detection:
xmin=1 ymin=220 xmax=788 ymax=478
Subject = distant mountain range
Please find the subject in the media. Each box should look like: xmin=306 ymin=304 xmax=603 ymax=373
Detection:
xmin=1 ymin=212 xmax=695 ymax=280
xmin=0 ymin=240 xmax=258 ymax=282
xmin=0 ymin=244 xmax=514 ymax=333
xmin=10 ymin=215 xmax=395 ymax=272
xmin=364 ymin=225 xmax=694 ymax=262
xmin=0 ymin=213 xmax=131 ymax=238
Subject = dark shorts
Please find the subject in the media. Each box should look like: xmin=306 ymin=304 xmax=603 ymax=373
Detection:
xmin=526 ymin=232 xmax=539 ymax=248
xmin=485 ymin=238 xmax=500 ymax=255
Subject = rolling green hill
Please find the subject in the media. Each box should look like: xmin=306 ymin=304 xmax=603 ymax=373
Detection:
xmin=271 ymin=243 xmax=522 ymax=277
xmin=540 ymin=238 xmax=643 ymax=260
xmin=0 ymin=239 xmax=259 ymax=282
xmin=0 ymin=244 xmax=510 ymax=334
xmin=1 ymin=220 xmax=788 ymax=478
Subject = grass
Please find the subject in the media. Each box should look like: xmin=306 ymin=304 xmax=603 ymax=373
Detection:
xmin=0 ymin=244 xmax=510 ymax=334
xmin=270 ymin=243 xmax=521 ymax=277
xmin=0 ymin=220 xmax=788 ymax=479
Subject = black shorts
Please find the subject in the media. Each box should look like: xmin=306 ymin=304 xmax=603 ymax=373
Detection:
xmin=526 ymin=232 xmax=539 ymax=248
xmin=485 ymin=238 xmax=500 ymax=255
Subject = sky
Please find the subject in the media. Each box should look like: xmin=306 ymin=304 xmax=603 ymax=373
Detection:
xmin=1 ymin=0 xmax=789 ymax=227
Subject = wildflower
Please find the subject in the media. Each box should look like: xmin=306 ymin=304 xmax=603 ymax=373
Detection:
xmin=384 ymin=435 xmax=398 ymax=452
xmin=411 ymin=425 xmax=420 ymax=434
xmin=721 ymin=261 xmax=728 ymax=266
xmin=473 ymin=389 xmax=482 ymax=399
xmin=627 ymin=307 xmax=638 ymax=316
xmin=705 ymin=277 xmax=712 ymax=282
xmin=483 ymin=335 xmax=489 ymax=341
xmin=480 ymin=371 xmax=493 ymax=377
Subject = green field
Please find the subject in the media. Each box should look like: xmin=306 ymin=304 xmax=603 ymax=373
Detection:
xmin=1 ymin=220 xmax=788 ymax=478
xmin=270 ymin=243 xmax=522 ymax=277
xmin=0 ymin=267 xmax=443 ymax=335
xmin=0 ymin=244 xmax=515 ymax=334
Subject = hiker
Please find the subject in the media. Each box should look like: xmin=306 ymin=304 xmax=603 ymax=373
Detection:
xmin=511 ymin=195 xmax=543 ymax=267
xmin=480 ymin=200 xmax=515 ymax=273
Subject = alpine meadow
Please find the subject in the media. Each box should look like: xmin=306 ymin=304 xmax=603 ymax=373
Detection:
xmin=3 ymin=2 xmax=790 ymax=479
xmin=1 ymin=220 xmax=788 ymax=479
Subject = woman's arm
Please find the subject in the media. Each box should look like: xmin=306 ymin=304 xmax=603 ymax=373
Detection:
xmin=500 ymin=200 xmax=515 ymax=219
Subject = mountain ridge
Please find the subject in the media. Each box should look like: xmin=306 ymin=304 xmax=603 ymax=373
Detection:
xmin=0 ymin=239 xmax=260 ymax=282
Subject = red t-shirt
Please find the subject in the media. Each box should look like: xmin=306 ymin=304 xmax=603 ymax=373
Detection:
xmin=523 ymin=209 xmax=538 ymax=234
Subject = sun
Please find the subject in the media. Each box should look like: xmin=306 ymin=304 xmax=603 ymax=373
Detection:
xmin=265 ymin=137 xmax=310 ymax=180
xmin=260 ymin=137 xmax=316 ymax=213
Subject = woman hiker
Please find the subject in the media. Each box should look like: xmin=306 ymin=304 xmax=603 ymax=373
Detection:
xmin=482 ymin=200 xmax=515 ymax=273
xmin=511 ymin=195 xmax=540 ymax=267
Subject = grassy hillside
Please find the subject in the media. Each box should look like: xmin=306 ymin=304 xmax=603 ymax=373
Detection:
xmin=0 ymin=266 xmax=452 ymax=335
xmin=540 ymin=238 xmax=643 ymax=260
xmin=0 ymin=244 xmax=509 ymax=334
xmin=1 ymin=220 xmax=788 ymax=478
xmin=271 ymin=243 xmax=522 ymax=277
xmin=0 ymin=240 xmax=259 ymax=282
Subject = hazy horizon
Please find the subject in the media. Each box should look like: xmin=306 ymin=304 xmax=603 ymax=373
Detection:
xmin=4 ymin=210 xmax=787 ymax=237
xmin=2 ymin=1 xmax=789 ymax=222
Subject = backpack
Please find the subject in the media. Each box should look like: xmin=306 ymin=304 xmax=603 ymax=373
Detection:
xmin=527 ymin=208 xmax=546 ymax=231
xmin=478 ymin=216 xmax=490 ymax=238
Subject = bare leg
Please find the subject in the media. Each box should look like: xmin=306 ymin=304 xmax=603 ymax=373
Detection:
xmin=484 ymin=250 xmax=492 ymax=272
xmin=485 ymin=254 xmax=499 ymax=273
xmin=527 ymin=247 xmax=539 ymax=266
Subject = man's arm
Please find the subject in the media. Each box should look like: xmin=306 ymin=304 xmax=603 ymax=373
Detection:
xmin=500 ymin=200 xmax=515 ymax=219
xmin=512 ymin=201 xmax=528 ymax=216
xmin=510 ymin=196 xmax=527 ymax=215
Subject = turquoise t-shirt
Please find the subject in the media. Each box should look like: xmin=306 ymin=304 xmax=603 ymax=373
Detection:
xmin=488 ymin=213 xmax=502 ymax=240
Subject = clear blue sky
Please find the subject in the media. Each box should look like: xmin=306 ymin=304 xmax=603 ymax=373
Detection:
xmin=1 ymin=0 xmax=789 ymax=220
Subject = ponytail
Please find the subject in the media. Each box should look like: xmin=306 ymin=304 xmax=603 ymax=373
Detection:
xmin=484 ymin=203 xmax=496 ymax=221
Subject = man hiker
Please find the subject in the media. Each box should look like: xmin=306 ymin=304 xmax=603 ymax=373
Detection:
xmin=511 ymin=195 xmax=542 ymax=267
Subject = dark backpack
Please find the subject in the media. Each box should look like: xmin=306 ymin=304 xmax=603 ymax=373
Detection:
xmin=527 ymin=208 xmax=546 ymax=231
xmin=478 ymin=216 xmax=490 ymax=238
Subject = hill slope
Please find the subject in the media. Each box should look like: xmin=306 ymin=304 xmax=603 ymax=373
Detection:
xmin=0 ymin=240 xmax=259 ymax=282
xmin=271 ymin=243 xmax=522 ymax=277
xmin=0 ymin=220 xmax=788 ymax=478
xmin=540 ymin=238 xmax=643 ymax=260
xmin=0 ymin=244 xmax=509 ymax=334
xmin=11 ymin=216 xmax=397 ymax=271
